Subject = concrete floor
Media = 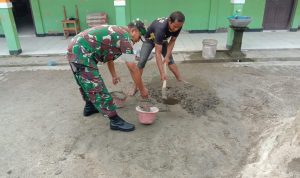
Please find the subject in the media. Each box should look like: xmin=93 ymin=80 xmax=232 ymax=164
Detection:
xmin=0 ymin=56 xmax=299 ymax=177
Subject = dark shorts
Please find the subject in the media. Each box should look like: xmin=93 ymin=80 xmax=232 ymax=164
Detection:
xmin=137 ymin=41 xmax=175 ymax=69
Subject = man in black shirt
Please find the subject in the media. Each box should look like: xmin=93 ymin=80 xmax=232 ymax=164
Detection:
xmin=129 ymin=11 xmax=185 ymax=95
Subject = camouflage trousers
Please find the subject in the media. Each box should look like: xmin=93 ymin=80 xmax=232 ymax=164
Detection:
xmin=70 ymin=62 xmax=117 ymax=117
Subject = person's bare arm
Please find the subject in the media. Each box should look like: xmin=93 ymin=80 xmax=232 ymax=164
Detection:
xmin=164 ymin=37 xmax=176 ymax=64
xmin=155 ymin=44 xmax=166 ymax=81
xmin=125 ymin=61 xmax=148 ymax=98
xmin=107 ymin=60 xmax=120 ymax=85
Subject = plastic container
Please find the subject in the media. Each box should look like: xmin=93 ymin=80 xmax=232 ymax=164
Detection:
xmin=110 ymin=91 xmax=127 ymax=108
xmin=202 ymin=39 xmax=218 ymax=59
xmin=136 ymin=106 xmax=159 ymax=125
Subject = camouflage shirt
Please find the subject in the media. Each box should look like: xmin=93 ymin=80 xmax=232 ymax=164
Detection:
xmin=67 ymin=25 xmax=134 ymax=68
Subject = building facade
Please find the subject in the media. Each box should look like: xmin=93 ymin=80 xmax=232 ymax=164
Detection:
xmin=0 ymin=0 xmax=300 ymax=54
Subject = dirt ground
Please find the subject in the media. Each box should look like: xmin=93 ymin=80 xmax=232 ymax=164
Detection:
xmin=0 ymin=58 xmax=300 ymax=178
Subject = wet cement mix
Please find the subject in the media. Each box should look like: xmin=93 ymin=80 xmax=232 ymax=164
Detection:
xmin=147 ymin=77 xmax=220 ymax=116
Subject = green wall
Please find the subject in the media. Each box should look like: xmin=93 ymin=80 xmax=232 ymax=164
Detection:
xmin=128 ymin=0 xmax=210 ymax=30
xmin=0 ymin=9 xmax=5 ymax=35
xmin=243 ymin=0 xmax=266 ymax=29
xmin=291 ymin=0 xmax=300 ymax=30
xmin=34 ymin=0 xmax=116 ymax=34
xmin=215 ymin=0 xmax=265 ymax=30
xmin=216 ymin=0 xmax=232 ymax=29
xmin=0 ymin=24 xmax=3 ymax=35
xmin=1 ymin=0 xmax=300 ymax=36
xmin=128 ymin=0 xmax=268 ymax=31
xmin=0 ymin=0 xmax=115 ymax=35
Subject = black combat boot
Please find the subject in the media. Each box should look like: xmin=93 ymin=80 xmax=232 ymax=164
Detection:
xmin=83 ymin=101 xmax=99 ymax=116
xmin=109 ymin=115 xmax=135 ymax=132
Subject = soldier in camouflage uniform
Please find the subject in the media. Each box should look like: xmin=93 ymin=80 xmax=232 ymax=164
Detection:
xmin=67 ymin=20 xmax=148 ymax=132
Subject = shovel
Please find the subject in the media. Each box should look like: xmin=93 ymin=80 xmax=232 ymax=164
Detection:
xmin=161 ymin=62 xmax=180 ymax=105
xmin=162 ymin=62 xmax=167 ymax=100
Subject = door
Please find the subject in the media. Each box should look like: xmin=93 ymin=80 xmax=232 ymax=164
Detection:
xmin=263 ymin=0 xmax=295 ymax=30
xmin=11 ymin=0 xmax=35 ymax=36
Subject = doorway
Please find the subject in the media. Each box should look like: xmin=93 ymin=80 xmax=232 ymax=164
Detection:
xmin=263 ymin=0 xmax=295 ymax=30
xmin=11 ymin=0 xmax=35 ymax=36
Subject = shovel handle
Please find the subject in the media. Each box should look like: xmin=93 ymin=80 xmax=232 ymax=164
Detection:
xmin=162 ymin=80 xmax=167 ymax=88
xmin=164 ymin=62 xmax=167 ymax=75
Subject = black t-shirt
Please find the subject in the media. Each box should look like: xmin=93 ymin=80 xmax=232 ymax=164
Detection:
xmin=145 ymin=17 xmax=181 ymax=45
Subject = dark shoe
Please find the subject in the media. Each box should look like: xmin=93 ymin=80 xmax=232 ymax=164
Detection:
xmin=110 ymin=116 xmax=135 ymax=132
xmin=83 ymin=101 xmax=99 ymax=117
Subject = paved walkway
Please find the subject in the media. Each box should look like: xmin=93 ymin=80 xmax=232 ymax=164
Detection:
xmin=0 ymin=31 xmax=300 ymax=56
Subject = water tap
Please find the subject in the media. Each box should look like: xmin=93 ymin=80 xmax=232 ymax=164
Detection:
xmin=234 ymin=9 xmax=242 ymax=17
